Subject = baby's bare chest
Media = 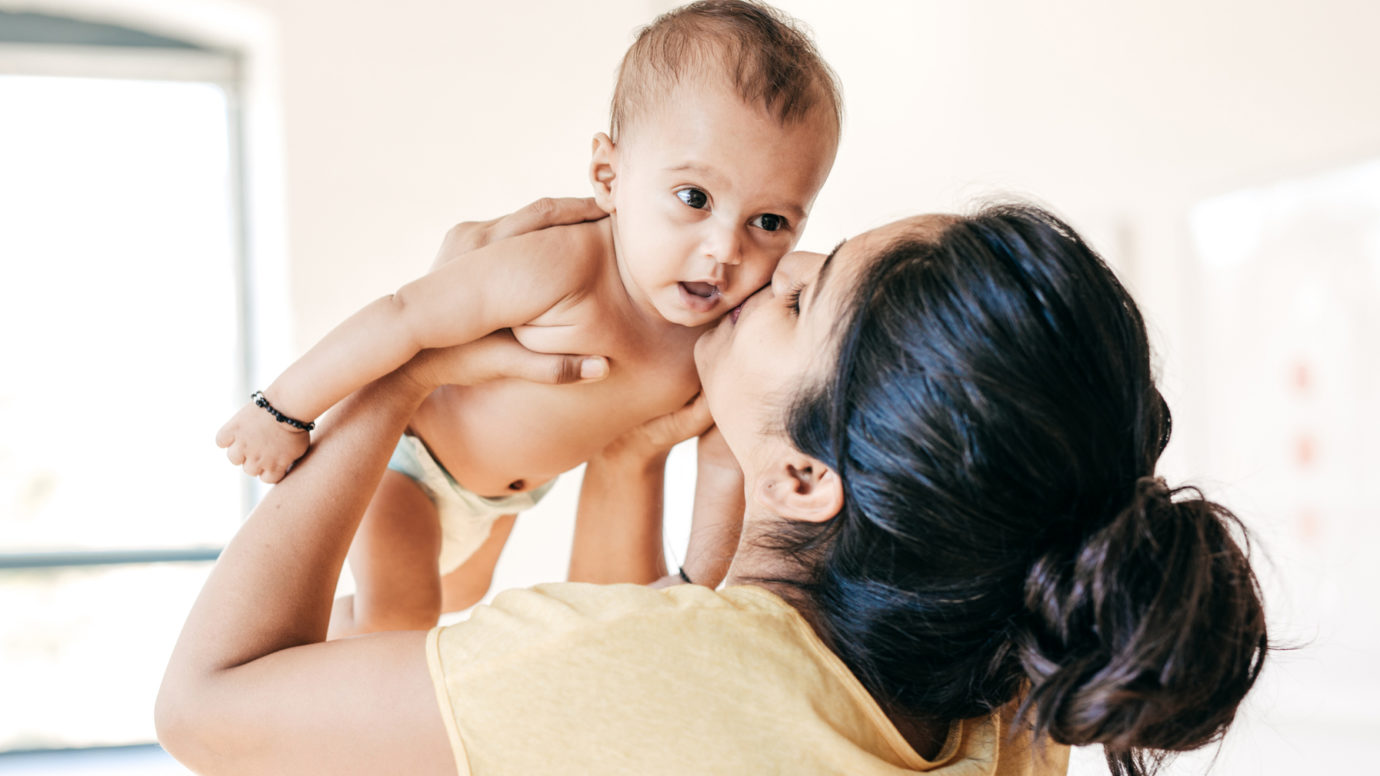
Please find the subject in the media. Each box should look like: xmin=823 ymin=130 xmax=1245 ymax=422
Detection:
xmin=410 ymin=299 xmax=703 ymax=494
xmin=506 ymin=299 xmax=702 ymax=424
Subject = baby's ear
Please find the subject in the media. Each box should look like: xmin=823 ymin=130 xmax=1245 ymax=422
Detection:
xmin=589 ymin=133 xmax=617 ymax=213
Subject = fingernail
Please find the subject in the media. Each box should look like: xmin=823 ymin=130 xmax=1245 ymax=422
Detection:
xmin=581 ymin=358 xmax=608 ymax=379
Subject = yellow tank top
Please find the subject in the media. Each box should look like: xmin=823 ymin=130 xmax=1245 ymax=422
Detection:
xmin=426 ymin=583 xmax=1069 ymax=775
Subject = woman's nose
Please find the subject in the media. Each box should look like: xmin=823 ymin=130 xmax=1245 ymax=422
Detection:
xmin=771 ymin=250 xmax=825 ymax=292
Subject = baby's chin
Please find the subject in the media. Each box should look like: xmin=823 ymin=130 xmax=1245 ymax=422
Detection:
xmin=658 ymin=305 xmax=721 ymax=328
xmin=653 ymin=289 xmax=729 ymax=328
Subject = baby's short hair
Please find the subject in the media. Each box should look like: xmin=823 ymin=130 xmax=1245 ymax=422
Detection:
xmin=610 ymin=0 xmax=842 ymax=141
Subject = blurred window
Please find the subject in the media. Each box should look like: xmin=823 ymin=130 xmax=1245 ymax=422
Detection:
xmin=0 ymin=11 xmax=247 ymax=757
xmin=1189 ymin=159 xmax=1380 ymax=731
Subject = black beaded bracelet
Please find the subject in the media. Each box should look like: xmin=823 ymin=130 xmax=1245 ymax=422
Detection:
xmin=677 ymin=566 xmax=694 ymax=585
xmin=251 ymin=391 xmax=315 ymax=432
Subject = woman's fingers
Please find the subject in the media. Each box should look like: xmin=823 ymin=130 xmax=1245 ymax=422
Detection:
xmin=410 ymin=331 xmax=608 ymax=388
xmin=486 ymin=197 xmax=606 ymax=243
xmin=636 ymin=393 xmax=714 ymax=452
xmin=433 ymin=197 xmax=606 ymax=267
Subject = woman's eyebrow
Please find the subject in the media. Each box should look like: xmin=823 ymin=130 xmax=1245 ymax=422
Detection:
xmin=809 ymin=239 xmax=847 ymax=309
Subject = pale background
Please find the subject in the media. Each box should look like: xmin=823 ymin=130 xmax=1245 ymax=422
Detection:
xmin=2 ymin=0 xmax=1377 ymax=773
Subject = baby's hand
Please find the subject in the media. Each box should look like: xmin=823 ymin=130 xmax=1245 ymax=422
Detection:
xmin=215 ymin=402 xmax=310 ymax=484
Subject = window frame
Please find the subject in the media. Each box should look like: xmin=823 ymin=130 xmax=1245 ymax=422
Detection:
xmin=0 ymin=30 xmax=254 ymax=762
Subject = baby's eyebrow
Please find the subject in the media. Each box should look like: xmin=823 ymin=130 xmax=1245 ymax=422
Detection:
xmin=667 ymin=162 xmax=721 ymax=180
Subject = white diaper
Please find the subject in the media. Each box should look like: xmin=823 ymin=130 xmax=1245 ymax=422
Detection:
xmin=387 ymin=433 xmax=555 ymax=573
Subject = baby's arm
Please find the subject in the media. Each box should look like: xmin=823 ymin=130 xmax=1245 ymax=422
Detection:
xmin=217 ymin=224 xmax=596 ymax=482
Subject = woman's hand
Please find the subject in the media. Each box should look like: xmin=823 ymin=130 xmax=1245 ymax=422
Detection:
xmin=601 ymin=392 xmax=715 ymax=464
xmin=405 ymin=196 xmax=613 ymax=391
xmin=431 ymin=196 xmax=607 ymax=270
xmin=402 ymin=330 xmax=608 ymax=393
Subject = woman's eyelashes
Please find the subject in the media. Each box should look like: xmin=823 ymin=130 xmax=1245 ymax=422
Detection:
xmin=786 ymin=283 xmax=805 ymax=316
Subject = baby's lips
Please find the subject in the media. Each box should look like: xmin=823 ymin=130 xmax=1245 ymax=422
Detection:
xmin=681 ymin=280 xmax=720 ymax=299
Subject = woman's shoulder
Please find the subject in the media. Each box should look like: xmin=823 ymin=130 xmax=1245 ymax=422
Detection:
xmin=432 ymin=583 xmax=801 ymax=661
xmin=430 ymin=582 xmax=844 ymax=721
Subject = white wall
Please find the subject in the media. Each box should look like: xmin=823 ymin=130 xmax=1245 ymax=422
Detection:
xmin=14 ymin=0 xmax=1379 ymax=772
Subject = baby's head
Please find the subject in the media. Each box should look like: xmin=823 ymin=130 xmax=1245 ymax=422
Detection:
xmin=590 ymin=0 xmax=842 ymax=327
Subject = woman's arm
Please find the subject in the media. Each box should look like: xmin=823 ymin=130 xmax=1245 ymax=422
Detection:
xmin=158 ymin=336 xmax=607 ymax=776
xmin=568 ymin=395 xmax=745 ymax=588
xmin=567 ymin=439 xmax=676 ymax=585
xmin=680 ymin=423 xmax=746 ymax=588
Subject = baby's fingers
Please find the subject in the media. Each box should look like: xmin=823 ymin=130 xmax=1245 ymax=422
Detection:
xmin=215 ymin=424 xmax=234 ymax=449
xmin=225 ymin=442 xmax=247 ymax=467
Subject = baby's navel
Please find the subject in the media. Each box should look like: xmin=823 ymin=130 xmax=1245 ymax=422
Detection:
xmin=508 ymin=479 xmax=526 ymax=492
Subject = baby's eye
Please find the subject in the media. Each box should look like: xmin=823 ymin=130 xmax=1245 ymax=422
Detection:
xmin=677 ymin=188 xmax=709 ymax=209
xmin=751 ymin=213 xmax=788 ymax=232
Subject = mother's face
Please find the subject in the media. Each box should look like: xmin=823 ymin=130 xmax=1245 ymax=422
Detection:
xmin=693 ymin=215 xmax=939 ymax=473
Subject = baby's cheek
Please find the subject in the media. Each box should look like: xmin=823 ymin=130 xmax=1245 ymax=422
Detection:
xmin=742 ymin=251 xmax=782 ymax=291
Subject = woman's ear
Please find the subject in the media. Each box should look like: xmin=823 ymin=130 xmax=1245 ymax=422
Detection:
xmin=589 ymin=133 xmax=617 ymax=213
xmin=752 ymin=454 xmax=843 ymax=523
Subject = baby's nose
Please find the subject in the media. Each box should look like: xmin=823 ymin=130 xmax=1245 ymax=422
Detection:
xmin=704 ymin=226 xmax=741 ymax=266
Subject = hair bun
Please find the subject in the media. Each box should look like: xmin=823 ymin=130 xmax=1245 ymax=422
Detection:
xmin=1013 ymin=479 xmax=1267 ymax=771
xmin=1132 ymin=475 xmax=1172 ymax=508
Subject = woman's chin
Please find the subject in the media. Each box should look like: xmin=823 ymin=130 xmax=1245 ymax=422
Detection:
xmin=692 ymin=325 xmax=716 ymax=377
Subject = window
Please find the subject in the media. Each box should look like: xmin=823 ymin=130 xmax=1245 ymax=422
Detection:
xmin=0 ymin=11 xmax=250 ymax=761
xmin=1188 ymin=159 xmax=1380 ymax=762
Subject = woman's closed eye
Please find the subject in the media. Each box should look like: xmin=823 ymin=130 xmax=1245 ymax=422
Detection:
xmin=786 ymin=283 xmax=805 ymax=315
xmin=677 ymin=187 xmax=709 ymax=209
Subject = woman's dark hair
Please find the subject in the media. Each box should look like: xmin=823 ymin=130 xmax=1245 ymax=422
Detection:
xmin=772 ymin=204 xmax=1267 ymax=775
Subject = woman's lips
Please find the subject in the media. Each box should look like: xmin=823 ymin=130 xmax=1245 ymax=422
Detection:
xmin=729 ymin=301 xmax=745 ymax=324
xmin=728 ymin=282 xmax=771 ymax=325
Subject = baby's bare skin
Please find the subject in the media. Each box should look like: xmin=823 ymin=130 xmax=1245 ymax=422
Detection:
xmin=217 ymin=75 xmax=838 ymax=636
xmin=218 ymin=217 xmax=702 ymax=487
xmin=409 ymin=219 xmax=703 ymax=497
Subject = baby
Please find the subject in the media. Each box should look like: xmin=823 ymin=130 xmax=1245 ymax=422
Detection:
xmin=216 ymin=0 xmax=841 ymax=635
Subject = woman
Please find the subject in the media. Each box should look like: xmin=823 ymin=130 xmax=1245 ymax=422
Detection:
xmin=157 ymin=200 xmax=1266 ymax=775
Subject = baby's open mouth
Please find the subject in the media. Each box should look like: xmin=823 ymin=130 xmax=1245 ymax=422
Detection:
xmin=681 ymin=281 xmax=719 ymax=299
xmin=677 ymin=281 xmax=722 ymax=314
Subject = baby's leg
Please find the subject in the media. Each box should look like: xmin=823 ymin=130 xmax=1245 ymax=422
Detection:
xmin=327 ymin=470 xmax=443 ymax=639
xmin=438 ymin=513 xmax=517 ymax=614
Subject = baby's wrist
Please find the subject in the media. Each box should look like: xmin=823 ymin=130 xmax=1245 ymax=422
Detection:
xmin=249 ymin=391 xmax=315 ymax=433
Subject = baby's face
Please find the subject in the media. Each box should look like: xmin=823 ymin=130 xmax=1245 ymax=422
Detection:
xmin=601 ymin=81 xmax=838 ymax=328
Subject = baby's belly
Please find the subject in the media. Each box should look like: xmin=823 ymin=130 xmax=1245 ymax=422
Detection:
xmin=406 ymin=377 xmax=683 ymax=499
